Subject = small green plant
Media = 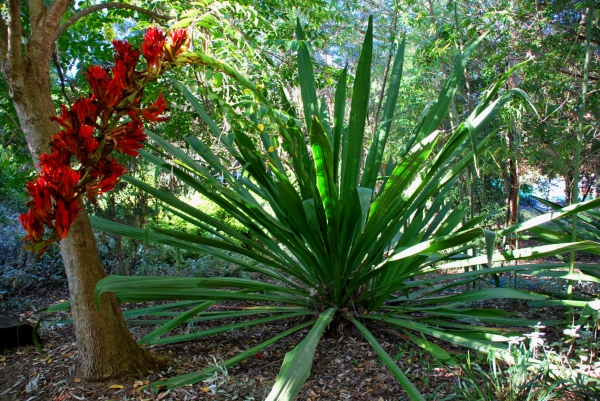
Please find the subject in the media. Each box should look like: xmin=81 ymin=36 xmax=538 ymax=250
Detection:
xmin=440 ymin=347 xmax=564 ymax=401
xmin=440 ymin=315 xmax=600 ymax=401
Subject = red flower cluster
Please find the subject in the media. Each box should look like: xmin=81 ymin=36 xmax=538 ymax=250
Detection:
xmin=20 ymin=27 xmax=188 ymax=255
xmin=143 ymin=27 xmax=190 ymax=72
xmin=143 ymin=27 xmax=166 ymax=73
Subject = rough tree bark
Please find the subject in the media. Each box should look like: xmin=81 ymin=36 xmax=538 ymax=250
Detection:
xmin=0 ymin=0 xmax=169 ymax=380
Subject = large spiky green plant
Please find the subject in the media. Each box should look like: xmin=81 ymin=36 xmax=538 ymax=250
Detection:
xmin=91 ymin=18 xmax=600 ymax=400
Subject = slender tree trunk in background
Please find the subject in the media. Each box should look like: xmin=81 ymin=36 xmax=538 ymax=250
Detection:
xmin=0 ymin=0 xmax=166 ymax=380
xmin=504 ymin=17 xmax=521 ymax=250
xmin=592 ymin=141 xmax=600 ymax=199
xmin=567 ymin=1 xmax=594 ymax=320
xmin=504 ymin=127 xmax=519 ymax=228
xmin=374 ymin=11 xmax=398 ymax=127
xmin=596 ymin=168 xmax=600 ymax=199
xmin=501 ymin=125 xmax=520 ymax=249
xmin=580 ymin=172 xmax=592 ymax=202
xmin=564 ymin=171 xmax=573 ymax=205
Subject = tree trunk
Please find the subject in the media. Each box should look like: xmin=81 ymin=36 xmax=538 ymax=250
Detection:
xmin=61 ymin=212 xmax=163 ymax=379
xmin=502 ymin=125 xmax=519 ymax=250
xmin=596 ymin=169 xmax=600 ymax=199
xmin=564 ymin=172 xmax=573 ymax=205
xmin=0 ymin=0 xmax=166 ymax=380
xmin=505 ymin=29 xmax=521 ymax=248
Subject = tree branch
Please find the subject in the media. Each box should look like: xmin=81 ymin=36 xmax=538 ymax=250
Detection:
xmin=53 ymin=45 xmax=72 ymax=104
xmin=0 ymin=13 xmax=8 ymax=67
xmin=47 ymin=0 xmax=72 ymax=39
xmin=29 ymin=0 xmax=47 ymax=34
xmin=5 ymin=0 xmax=23 ymax=75
xmin=561 ymin=68 xmax=599 ymax=82
xmin=48 ymin=0 xmax=73 ymax=24
xmin=54 ymin=3 xmax=174 ymax=41
xmin=556 ymin=23 xmax=600 ymax=46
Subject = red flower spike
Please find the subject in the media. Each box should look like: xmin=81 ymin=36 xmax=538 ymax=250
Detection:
xmin=19 ymin=209 xmax=45 ymax=243
xmin=22 ymin=29 xmax=177 ymax=255
xmin=54 ymin=166 xmax=82 ymax=201
xmin=106 ymin=119 xmax=147 ymax=156
xmin=71 ymin=98 xmax=100 ymax=127
xmin=169 ymin=29 xmax=188 ymax=50
xmin=106 ymin=77 xmax=126 ymax=108
xmin=86 ymin=66 xmax=110 ymax=101
xmin=26 ymin=179 xmax=53 ymax=224
xmin=51 ymin=105 xmax=74 ymax=130
xmin=52 ymin=131 xmax=78 ymax=161
xmin=112 ymin=61 xmax=128 ymax=89
xmin=53 ymin=125 xmax=98 ymax=165
xmin=89 ymin=158 xmax=127 ymax=196
xmin=86 ymin=65 xmax=126 ymax=109
xmin=39 ymin=149 xmax=70 ymax=174
xmin=77 ymin=124 xmax=100 ymax=163
xmin=142 ymin=27 xmax=166 ymax=71
xmin=113 ymin=40 xmax=140 ymax=87
xmin=112 ymin=40 xmax=140 ymax=78
xmin=164 ymin=29 xmax=189 ymax=62
xmin=140 ymin=94 xmax=168 ymax=122
xmin=54 ymin=199 xmax=81 ymax=239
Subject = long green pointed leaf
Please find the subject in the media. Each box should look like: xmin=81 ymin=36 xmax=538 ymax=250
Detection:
xmin=420 ymin=34 xmax=485 ymax=138
xmin=364 ymin=315 xmax=514 ymax=363
xmin=94 ymin=275 xmax=310 ymax=306
xmin=439 ymin=241 xmax=600 ymax=269
xmin=265 ymin=308 xmax=335 ymax=401
xmin=310 ymin=117 xmax=340 ymax=229
xmin=139 ymin=301 xmax=214 ymax=345
xmin=414 ymin=288 xmax=547 ymax=306
xmin=351 ymin=318 xmax=425 ymax=400
xmin=367 ymin=130 xmax=438 ymax=226
xmin=149 ymin=312 xmax=311 ymax=345
xmin=296 ymin=19 xmax=318 ymax=133
xmin=341 ymin=16 xmax=373 ymax=200
xmin=361 ymin=34 xmax=406 ymax=191
xmin=499 ymin=197 xmax=600 ymax=236
xmin=402 ymin=330 xmax=456 ymax=366
xmin=528 ymin=270 xmax=600 ymax=284
xmin=332 ymin=66 xmax=347 ymax=181
xmin=151 ymin=320 xmax=316 ymax=390
xmin=170 ymin=78 xmax=222 ymax=141
xmin=95 ymin=276 xmax=306 ymax=300
xmin=89 ymin=216 xmax=292 ymax=281
xmin=310 ymin=116 xmax=341 ymax=298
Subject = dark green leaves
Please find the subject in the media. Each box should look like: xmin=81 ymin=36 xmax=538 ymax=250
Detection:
xmin=341 ymin=16 xmax=373 ymax=201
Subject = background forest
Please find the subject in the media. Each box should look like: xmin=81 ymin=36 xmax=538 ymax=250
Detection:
xmin=1 ymin=0 xmax=600 ymax=400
